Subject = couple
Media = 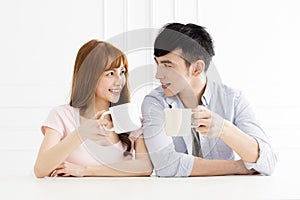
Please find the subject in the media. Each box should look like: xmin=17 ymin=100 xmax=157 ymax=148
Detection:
xmin=34 ymin=23 xmax=277 ymax=178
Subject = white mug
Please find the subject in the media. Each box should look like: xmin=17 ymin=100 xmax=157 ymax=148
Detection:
xmin=100 ymin=103 xmax=141 ymax=134
xmin=164 ymin=108 xmax=198 ymax=136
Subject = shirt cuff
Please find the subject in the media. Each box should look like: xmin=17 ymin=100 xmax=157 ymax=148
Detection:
xmin=243 ymin=138 xmax=276 ymax=175
xmin=175 ymin=154 xmax=194 ymax=177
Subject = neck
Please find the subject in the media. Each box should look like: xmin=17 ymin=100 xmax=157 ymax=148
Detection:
xmin=178 ymin=86 xmax=198 ymax=108
xmin=179 ymin=78 xmax=206 ymax=108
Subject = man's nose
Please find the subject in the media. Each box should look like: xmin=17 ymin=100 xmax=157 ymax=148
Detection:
xmin=155 ymin=65 xmax=164 ymax=79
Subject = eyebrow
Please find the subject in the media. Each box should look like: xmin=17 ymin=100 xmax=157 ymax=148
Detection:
xmin=106 ymin=66 xmax=126 ymax=72
xmin=154 ymin=58 xmax=173 ymax=65
xmin=161 ymin=60 xmax=173 ymax=64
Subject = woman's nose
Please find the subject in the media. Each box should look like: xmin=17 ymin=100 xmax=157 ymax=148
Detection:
xmin=114 ymin=74 xmax=123 ymax=86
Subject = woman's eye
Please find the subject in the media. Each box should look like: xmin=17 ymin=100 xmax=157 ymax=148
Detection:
xmin=121 ymin=70 xmax=126 ymax=74
xmin=107 ymin=71 xmax=114 ymax=76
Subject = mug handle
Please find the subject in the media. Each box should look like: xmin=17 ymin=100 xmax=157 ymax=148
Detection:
xmin=191 ymin=124 xmax=199 ymax=128
xmin=100 ymin=111 xmax=115 ymax=131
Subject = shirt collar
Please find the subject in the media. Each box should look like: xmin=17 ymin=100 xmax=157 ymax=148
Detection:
xmin=164 ymin=94 xmax=184 ymax=108
xmin=163 ymin=80 xmax=213 ymax=108
xmin=201 ymin=80 xmax=212 ymax=107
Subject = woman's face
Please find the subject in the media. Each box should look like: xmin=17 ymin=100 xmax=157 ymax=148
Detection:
xmin=95 ymin=64 xmax=127 ymax=104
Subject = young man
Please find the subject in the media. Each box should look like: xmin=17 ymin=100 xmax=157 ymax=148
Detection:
xmin=141 ymin=23 xmax=277 ymax=177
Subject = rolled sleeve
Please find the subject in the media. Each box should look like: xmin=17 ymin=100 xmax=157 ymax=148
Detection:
xmin=141 ymin=94 xmax=194 ymax=177
xmin=234 ymin=92 xmax=277 ymax=175
xmin=244 ymin=138 xmax=277 ymax=176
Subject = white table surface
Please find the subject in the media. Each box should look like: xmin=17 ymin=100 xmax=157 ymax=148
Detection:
xmin=1 ymin=175 xmax=300 ymax=200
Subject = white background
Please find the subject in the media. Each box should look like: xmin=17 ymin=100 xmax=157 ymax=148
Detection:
xmin=0 ymin=0 xmax=299 ymax=176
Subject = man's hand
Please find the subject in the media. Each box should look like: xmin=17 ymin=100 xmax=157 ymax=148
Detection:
xmin=192 ymin=105 xmax=225 ymax=138
xmin=235 ymin=160 xmax=256 ymax=175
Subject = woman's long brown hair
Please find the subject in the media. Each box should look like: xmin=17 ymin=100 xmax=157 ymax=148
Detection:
xmin=70 ymin=39 xmax=131 ymax=155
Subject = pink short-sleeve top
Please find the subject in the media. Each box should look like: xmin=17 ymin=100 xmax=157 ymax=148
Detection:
xmin=41 ymin=105 xmax=142 ymax=166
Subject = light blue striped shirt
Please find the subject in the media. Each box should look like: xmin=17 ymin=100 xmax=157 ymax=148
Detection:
xmin=141 ymin=80 xmax=277 ymax=177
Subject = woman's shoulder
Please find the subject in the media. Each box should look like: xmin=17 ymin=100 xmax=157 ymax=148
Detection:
xmin=51 ymin=104 xmax=75 ymax=112
xmin=42 ymin=104 xmax=79 ymax=136
xmin=49 ymin=104 xmax=79 ymax=117
xmin=45 ymin=104 xmax=80 ymax=128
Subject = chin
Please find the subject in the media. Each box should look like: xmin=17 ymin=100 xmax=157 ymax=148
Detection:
xmin=110 ymin=97 xmax=120 ymax=104
xmin=164 ymin=89 xmax=176 ymax=97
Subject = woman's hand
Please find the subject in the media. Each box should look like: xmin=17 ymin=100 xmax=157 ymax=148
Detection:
xmin=77 ymin=111 xmax=114 ymax=142
xmin=96 ymin=111 xmax=114 ymax=133
xmin=49 ymin=161 xmax=86 ymax=177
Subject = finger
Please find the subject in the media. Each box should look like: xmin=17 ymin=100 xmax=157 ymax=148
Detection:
xmin=56 ymin=162 xmax=66 ymax=169
xmin=192 ymin=105 xmax=206 ymax=112
xmin=97 ymin=118 xmax=109 ymax=126
xmin=193 ymin=118 xmax=211 ymax=127
xmin=139 ymin=117 xmax=144 ymax=123
xmin=94 ymin=110 xmax=106 ymax=119
xmin=98 ymin=119 xmax=114 ymax=132
xmin=195 ymin=126 xmax=208 ymax=135
xmin=49 ymin=170 xmax=57 ymax=177
xmin=192 ymin=106 xmax=211 ymax=119
xmin=62 ymin=173 xmax=71 ymax=177
xmin=63 ymin=161 xmax=70 ymax=164
xmin=53 ymin=169 xmax=65 ymax=177
xmin=97 ymin=119 xmax=110 ymax=133
xmin=193 ymin=111 xmax=211 ymax=119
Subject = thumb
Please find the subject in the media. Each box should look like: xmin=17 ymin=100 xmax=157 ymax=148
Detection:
xmin=94 ymin=110 xmax=107 ymax=120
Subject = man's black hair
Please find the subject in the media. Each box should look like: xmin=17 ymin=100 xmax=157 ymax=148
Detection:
xmin=154 ymin=23 xmax=215 ymax=71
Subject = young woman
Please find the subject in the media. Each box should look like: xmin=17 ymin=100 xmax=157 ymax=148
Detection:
xmin=34 ymin=40 xmax=153 ymax=178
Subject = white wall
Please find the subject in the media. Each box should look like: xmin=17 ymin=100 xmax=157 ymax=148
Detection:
xmin=0 ymin=0 xmax=299 ymax=176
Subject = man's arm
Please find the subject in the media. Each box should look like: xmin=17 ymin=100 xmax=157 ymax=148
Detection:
xmin=142 ymin=95 xmax=194 ymax=177
xmin=220 ymin=121 xmax=259 ymax=163
xmin=142 ymin=93 xmax=255 ymax=177
xmin=194 ymin=92 xmax=277 ymax=175
xmin=194 ymin=105 xmax=260 ymax=162
xmin=190 ymin=158 xmax=255 ymax=176
xmin=233 ymin=92 xmax=277 ymax=175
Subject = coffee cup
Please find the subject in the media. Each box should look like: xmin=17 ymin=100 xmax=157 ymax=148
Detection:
xmin=100 ymin=103 xmax=141 ymax=134
xmin=164 ymin=108 xmax=198 ymax=136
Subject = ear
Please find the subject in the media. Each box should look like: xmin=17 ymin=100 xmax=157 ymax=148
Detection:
xmin=191 ymin=60 xmax=205 ymax=77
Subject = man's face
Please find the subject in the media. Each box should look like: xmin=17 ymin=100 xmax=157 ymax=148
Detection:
xmin=155 ymin=49 xmax=191 ymax=96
